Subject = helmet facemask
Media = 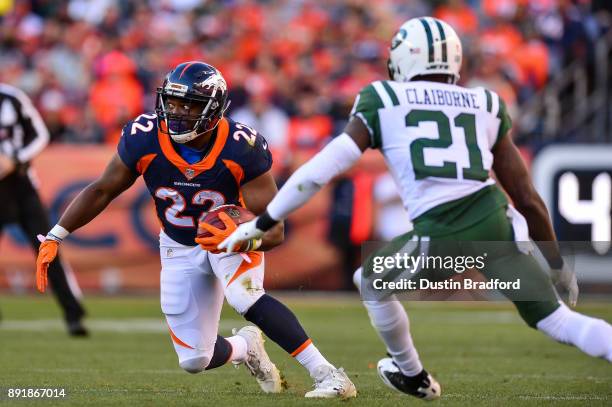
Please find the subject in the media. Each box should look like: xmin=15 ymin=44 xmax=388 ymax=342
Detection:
xmin=156 ymin=93 xmax=226 ymax=143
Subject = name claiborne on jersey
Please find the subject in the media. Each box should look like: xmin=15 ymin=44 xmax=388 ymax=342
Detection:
xmin=405 ymin=86 xmax=480 ymax=109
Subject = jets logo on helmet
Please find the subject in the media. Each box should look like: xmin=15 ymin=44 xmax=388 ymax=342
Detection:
xmin=387 ymin=17 xmax=462 ymax=83
xmin=391 ymin=28 xmax=408 ymax=50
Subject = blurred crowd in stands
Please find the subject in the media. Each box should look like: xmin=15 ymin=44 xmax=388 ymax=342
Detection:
xmin=2 ymin=0 xmax=610 ymax=157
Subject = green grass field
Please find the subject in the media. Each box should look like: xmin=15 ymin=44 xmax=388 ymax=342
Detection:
xmin=0 ymin=295 xmax=610 ymax=406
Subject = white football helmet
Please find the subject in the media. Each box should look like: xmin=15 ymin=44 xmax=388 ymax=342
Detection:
xmin=387 ymin=17 xmax=462 ymax=83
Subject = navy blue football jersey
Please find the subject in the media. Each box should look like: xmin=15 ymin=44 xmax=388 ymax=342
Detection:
xmin=117 ymin=113 xmax=272 ymax=246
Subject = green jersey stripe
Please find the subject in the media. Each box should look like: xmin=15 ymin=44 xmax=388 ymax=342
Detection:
xmin=381 ymin=81 xmax=400 ymax=106
xmin=371 ymin=81 xmax=392 ymax=108
xmin=419 ymin=18 xmax=434 ymax=63
xmin=433 ymin=19 xmax=448 ymax=63
xmin=351 ymin=83 xmax=384 ymax=148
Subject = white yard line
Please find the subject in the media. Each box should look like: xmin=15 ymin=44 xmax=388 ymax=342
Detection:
xmin=412 ymin=311 xmax=521 ymax=324
xmin=0 ymin=319 xmax=243 ymax=333
xmin=516 ymin=396 xmax=609 ymax=400
xmin=1 ymin=311 xmax=523 ymax=333
xmin=443 ymin=394 xmax=608 ymax=401
xmin=23 ymin=368 xmax=220 ymax=376
xmin=358 ymin=370 xmax=610 ymax=381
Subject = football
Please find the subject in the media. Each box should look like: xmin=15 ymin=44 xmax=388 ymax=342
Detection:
xmin=196 ymin=204 xmax=255 ymax=238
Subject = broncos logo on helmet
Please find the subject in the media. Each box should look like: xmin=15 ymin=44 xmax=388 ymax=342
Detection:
xmin=197 ymin=73 xmax=227 ymax=95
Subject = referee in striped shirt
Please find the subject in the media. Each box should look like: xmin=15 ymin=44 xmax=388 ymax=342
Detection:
xmin=0 ymin=83 xmax=87 ymax=336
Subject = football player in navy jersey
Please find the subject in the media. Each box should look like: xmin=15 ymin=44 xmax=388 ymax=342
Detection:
xmin=35 ymin=61 xmax=355 ymax=398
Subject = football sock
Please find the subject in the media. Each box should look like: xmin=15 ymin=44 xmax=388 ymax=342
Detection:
xmin=226 ymin=335 xmax=248 ymax=363
xmin=293 ymin=342 xmax=334 ymax=375
xmin=363 ymin=297 xmax=424 ymax=376
xmin=536 ymin=302 xmax=612 ymax=362
xmin=205 ymin=335 xmax=235 ymax=370
xmin=244 ymin=294 xmax=309 ymax=354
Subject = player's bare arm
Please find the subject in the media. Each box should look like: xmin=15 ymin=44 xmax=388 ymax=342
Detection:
xmin=35 ymin=154 xmax=137 ymax=292
xmin=240 ymin=170 xmax=284 ymax=251
xmin=492 ymin=131 xmax=578 ymax=305
xmin=57 ymin=154 xmax=138 ymax=233
xmin=492 ymin=132 xmax=562 ymax=264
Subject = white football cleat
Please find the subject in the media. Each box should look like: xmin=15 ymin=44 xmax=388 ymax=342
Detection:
xmin=377 ymin=357 xmax=441 ymax=400
xmin=233 ymin=326 xmax=283 ymax=393
xmin=305 ymin=365 xmax=357 ymax=399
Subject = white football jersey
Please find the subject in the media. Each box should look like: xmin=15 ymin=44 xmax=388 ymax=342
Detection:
xmin=350 ymin=80 xmax=511 ymax=220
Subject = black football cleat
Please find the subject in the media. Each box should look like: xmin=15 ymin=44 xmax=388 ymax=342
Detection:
xmin=67 ymin=320 xmax=89 ymax=337
xmin=377 ymin=357 xmax=441 ymax=400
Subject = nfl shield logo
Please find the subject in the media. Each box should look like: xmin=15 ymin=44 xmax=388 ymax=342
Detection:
xmin=185 ymin=168 xmax=195 ymax=179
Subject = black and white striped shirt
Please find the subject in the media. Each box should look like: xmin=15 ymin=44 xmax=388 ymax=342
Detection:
xmin=0 ymin=83 xmax=49 ymax=165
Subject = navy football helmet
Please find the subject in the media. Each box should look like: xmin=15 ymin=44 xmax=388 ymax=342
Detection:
xmin=156 ymin=61 xmax=229 ymax=143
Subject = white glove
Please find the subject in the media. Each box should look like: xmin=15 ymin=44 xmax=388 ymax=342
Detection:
xmin=218 ymin=217 xmax=265 ymax=253
xmin=551 ymin=264 xmax=579 ymax=307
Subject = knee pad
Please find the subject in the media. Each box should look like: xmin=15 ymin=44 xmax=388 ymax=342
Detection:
xmin=179 ymin=355 xmax=211 ymax=374
xmin=225 ymin=282 xmax=265 ymax=315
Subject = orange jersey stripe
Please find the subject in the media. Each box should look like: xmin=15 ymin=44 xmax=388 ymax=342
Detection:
xmin=222 ymin=159 xmax=244 ymax=185
xmin=157 ymin=118 xmax=229 ymax=180
xmin=136 ymin=153 xmax=157 ymax=175
xmin=223 ymin=159 xmax=246 ymax=206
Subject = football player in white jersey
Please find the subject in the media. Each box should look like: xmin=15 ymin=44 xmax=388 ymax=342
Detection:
xmin=220 ymin=17 xmax=612 ymax=400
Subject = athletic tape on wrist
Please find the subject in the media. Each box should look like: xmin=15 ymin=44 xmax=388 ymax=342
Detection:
xmin=47 ymin=224 xmax=69 ymax=242
xmin=243 ymin=238 xmax=262 ymax=252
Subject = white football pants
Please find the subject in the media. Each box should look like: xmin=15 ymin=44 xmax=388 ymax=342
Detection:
xmin=159 ymin=231 xmax=265 ymax=369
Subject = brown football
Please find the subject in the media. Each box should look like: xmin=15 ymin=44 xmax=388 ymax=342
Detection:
xmin=197 ymin=204 xmax=255 ymax=238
